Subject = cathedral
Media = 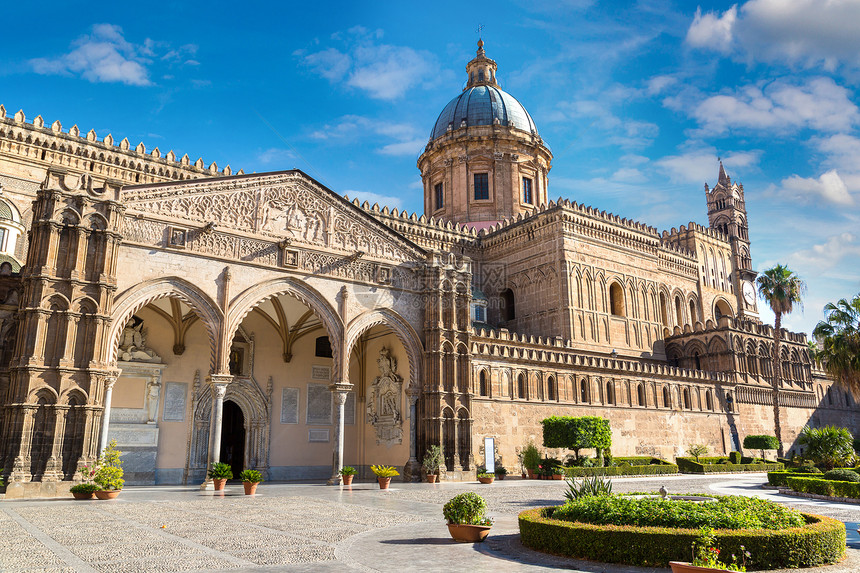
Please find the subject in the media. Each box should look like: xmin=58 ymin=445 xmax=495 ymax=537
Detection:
xmin=0 ymin=41 xmax=857 ymax=497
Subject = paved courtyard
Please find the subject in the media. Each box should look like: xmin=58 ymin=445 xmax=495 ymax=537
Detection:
xmin=1 ymin=474 xmax=859 ymax=572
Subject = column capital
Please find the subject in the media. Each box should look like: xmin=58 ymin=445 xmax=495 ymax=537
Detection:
xmin=208 ymin=374 xmax=233 ymax=386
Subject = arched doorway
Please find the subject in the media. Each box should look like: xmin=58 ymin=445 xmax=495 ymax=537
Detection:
xmin=220 ymin=400 xmax=245 ymax=480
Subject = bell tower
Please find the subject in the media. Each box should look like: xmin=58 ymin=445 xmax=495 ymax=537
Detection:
xmin=706 ymin=162 xmax=759 ymax=321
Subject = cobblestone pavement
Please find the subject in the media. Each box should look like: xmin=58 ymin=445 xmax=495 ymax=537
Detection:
xmin=0 ymin=473 xmax=858 ymax=572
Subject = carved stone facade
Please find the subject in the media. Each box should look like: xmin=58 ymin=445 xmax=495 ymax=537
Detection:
xmin=0 ymin=43 xmax=857 ymax=496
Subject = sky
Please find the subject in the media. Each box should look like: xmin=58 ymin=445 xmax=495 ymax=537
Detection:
xmin=2 ymin=0 xmax=859 ymax=336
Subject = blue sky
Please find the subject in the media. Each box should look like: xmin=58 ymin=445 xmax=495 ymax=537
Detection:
xmin=2 ymin=0 xmax=859 ymax=336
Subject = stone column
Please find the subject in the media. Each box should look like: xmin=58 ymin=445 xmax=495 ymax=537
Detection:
xmin=402 ymin=391 xmax=420 ymax=482
xmin=327 ymin=383 xmax=350 ymax=485
xmin=453 ymin=416 xmax=463 ymax=471
xmin=98 ymin=374 xmax=119 ymax=456
xmin=201 ymin=375 xmax=230 ymax=489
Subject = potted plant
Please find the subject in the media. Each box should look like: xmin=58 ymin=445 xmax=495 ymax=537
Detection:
xmin=371 ymin=464 xmax=399 ymax=489
xmin=93 ymin=440 xmax=124 ymax=499
xmin=339 ymin=466 xmax=357 ymax=485
xmin=70 ymin=464 xmax=99 ymax=500
xmin=239 ymin=469 xmax=263 ymax=495
xmin=208 ymin=462 xmax=233 ymax=491
xmin=552 ymin=464 xmax=566 ymax=480
xmin=522 ymin=441 xmax=541 ymax=479
xmin=494 ymin=466 xmax=508 ymax=480
xmin=443 ymin=492 xmax=493 ymax=542
xmin=670 ymin=527 xmax=749 ymax=572
xmin=422 ymin=445 xmax=444 ymax=483
xmin=477 ymin=471 xmax=494 ymax=484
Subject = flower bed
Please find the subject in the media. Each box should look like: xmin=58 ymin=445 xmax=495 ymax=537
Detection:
xmin=519 ymin=505 xmax=845 ymax=569
xmin=786 ymin=476 xmax=860 ymax=498
xmin=676 ymin=457 xmax=783 ymax=474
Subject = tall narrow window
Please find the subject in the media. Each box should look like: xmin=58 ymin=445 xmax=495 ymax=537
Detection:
xmin=479 ymin=371 xmax=488 ymax=396
xmin=434 ymin=182 xmax=444 ymax=210
xmin=637 ymin=384 xmax=646 ymax=406
xmin=474 ymin=173 xmax=489 ymax=200
xmin=500 ymin=289 xmax=516 ymax=321
xmin=517 ymin=374 xmax=525 ymax=399
xmin=522 ymin=177 xmax=533 ymax=204
xmin=609 ymin=283 xmax=624 ymax=316
xmin=547 ymin=376 xmax=555 ymax=401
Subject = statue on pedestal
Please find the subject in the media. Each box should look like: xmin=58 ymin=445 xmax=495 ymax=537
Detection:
xmin=119 ymin=316 xmax=161 ymax=363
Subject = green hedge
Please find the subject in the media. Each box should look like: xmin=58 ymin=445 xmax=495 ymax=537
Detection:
xmin=676 ymin=457 xmax=783 ymax=474
xmin=565 ymin=463 xmax=678 ymax=477
xmin=767 ymin=471 xmax=822 ymax=487
xmin=612 ymin=456 xmax=671 ymax=466
xmin=519 ymin=508 xmax=845 ymax=569
xmin=787 ymin=476 xmax=860 ymax=498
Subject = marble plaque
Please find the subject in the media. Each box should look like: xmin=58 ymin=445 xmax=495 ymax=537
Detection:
xmin=308 ymin=429 xmax=330 ymax=442
xmin=162 ymin=382 xmax=187 ymax=422
xmin=281 ymin=387 xmax=299 ymax=424
xmin=306 ymin=383 xmax=331 ymax=425
xmin=311 ymin=365 xmax=330 ymax=381
xmin=345 ymin=392 xmax=356 ymax=425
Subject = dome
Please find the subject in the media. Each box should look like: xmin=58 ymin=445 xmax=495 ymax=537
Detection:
xmin=0 ymin=198 xmax=20 ymax=223
xmin=429 ymin=85 xmax=539 ymax=141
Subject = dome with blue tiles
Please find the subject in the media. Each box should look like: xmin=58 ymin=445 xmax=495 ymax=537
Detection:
xmin=429 ymin=40 xmax=539 ymax=142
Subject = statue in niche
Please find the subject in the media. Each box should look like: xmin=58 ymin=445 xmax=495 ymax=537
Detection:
xmin=366 ymin=347 xmax=403 ymax=447
xmin=145 ymin=379 xmax=161 ymax=423
xmin=118 ymin=316 xmax=161 ymax=362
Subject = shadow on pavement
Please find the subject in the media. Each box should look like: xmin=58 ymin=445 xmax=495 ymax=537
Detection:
xmin=380 ymin=537 xmax=455 ymax=545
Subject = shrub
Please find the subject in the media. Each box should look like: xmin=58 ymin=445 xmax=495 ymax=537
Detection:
xmin=522 ymin=441 xmax=542 ymax=471
xmin=676 ymin=458 xmax=783 ymax=474
xmin=798 ymin=426 xmax=855 ymax=470
xmin=239 ymin=469 xmax=264 ymax=483
xmin=743 ymin=435 xmax=780 ymax=461
xmin=208 ymin=462 xmax=233 ymax=480
xmin=422 ymin=445 xmax=444 ymax=474
xmin=370 ymin=465 xmax=399 ymax=478
xmin=69 ymin=482 xmax=100 ymax=494
xmin=519 ymin=507 xmax=845 ymax=569
xmin=767 ymin=470 xmax=825 ymax=487
xmin=339 ymin=466 xmax=357 ymax=476
xmin=477 ymin=472 xmax=494 ymax=479
xmin=564 ymin=474 xmax=612 ymax=501
xmin=729 ymin=451 xmax=742 ymax=464
xmin=565 ymin=463 xmax=678 ymax=478
xmin=687 ymin=444 xmax=709 ymax=461
xmin=795 ymin=465 xmax=823 ymax=474
xmin=94 ymin=440 xmax=124 ymax=490
xmin=541 ymin=416 xmax=611 ymax=461
xmin=823 ymin=468 xmax=860 ymax=482
xmin=787 ymin=476 xmax=860 ymax=499
xmin=494 ymin=466 xmax=507 ymax=476
xmin=443 ymin=492 xmax=492 ymax=526
xmin=552 ymin=495 xmax=804 ymax=530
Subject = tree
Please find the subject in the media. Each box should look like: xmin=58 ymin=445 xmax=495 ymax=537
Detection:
xmin=798 ymin=426 xmax=854 ymax=470
xmin=743 ymin=434 xmax=780 ymax=461
xmin=687 ymin=444 xmax=708 ymax=462
xmin=812 ymin=293 xmax=860 ymax=399
xmin=541 ymin=416 xmax=612 ymax=463
xmin=757 ymin=264 xmax=806 ymax=457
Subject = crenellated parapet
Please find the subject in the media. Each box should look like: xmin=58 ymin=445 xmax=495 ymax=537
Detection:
xmin=0 ymin=105 xmax=241 ymax=189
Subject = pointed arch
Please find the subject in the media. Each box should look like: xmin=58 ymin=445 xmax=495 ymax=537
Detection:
xmin=345 ymin=308 xmax=424 ymax=393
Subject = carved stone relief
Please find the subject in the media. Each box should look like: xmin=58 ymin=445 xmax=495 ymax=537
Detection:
xmin=118 ymin=316 xmax=161 ymax=363
xmin=366 ymin=347 xmax=403 ymax=447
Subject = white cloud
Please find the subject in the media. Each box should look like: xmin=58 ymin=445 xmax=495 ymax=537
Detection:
xmin=691 ymin=78 xmax=859 ymax=135
xmin=257 ymin=148 xmax=296 ymax=165
xmin=343 ymin=190 xmax=403 ymax=210
xmin=814 ymin=133 xmax=860 ymax=171
xmin=780 ymin=169 xmax=854 ymax=206
xmin=296 ymin=28 xmax=442 ymax=100
xmin=656 ymin=150 xmax=760 ymax=184
xmin=554 ymin=99 xmax=659 ymax=148
xmin=30 ymin=24 xmax=152 ymax=86
xmin=310 ymin=115 xmax=423 ymax=156
xmin=791 ymin=232 xmax=860 ymax=271
xmin=686 ymin=5 xmax=737 ymax=53
xmin=686 ymin=0 xmax=860 ymax=70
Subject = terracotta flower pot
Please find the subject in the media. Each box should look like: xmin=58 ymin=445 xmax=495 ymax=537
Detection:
xmin=95 ymin=490 xmax=120 ymax=500
xmin=243 ymin=481 xmax=258 ymax=495
xmin=72 ymin=491 xmax=95 ymax=500
xmin=341 ymin=474 xmax=354 ymax=485
xmin=669 ymin=562 xmax=726 ymax=573
xmin=377 ymin=477 xmax=392 ymax=489
xmin=447 ymin=524 xmax=491 ymax=543
xmin=213 ymin=478 xmax=228 ymax=491
xmin=496 ymin=474 xmax=506 ymax=480
xmin=527 ymin=469 xmax=535 ymax=479
xmin=478 ymin=476 xmax=494 ymax=484
xmin=426 ymin=474 xmax=437 ymax=483
xmin=552 ymin=474 xmax=564 ymax=480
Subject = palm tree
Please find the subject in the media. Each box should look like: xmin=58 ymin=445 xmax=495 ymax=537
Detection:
xmin=757 ymin=264 xmax=806 ymax=456
xmin=813 ymin=293 xmax=860 ymax=399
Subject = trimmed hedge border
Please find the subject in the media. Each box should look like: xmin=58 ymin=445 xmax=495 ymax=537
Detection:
xmin=518 ymin=508 xmax=845 ymax=569
xmin=787 ymin=476 xmax=860 ymax=498
xmin=676 ymin=457 xmax=783 ymax=474
xmin=564 ymin=463 xmax=678 ymax=477
xmin=767 ymin=470 xmax=820 ymax=487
